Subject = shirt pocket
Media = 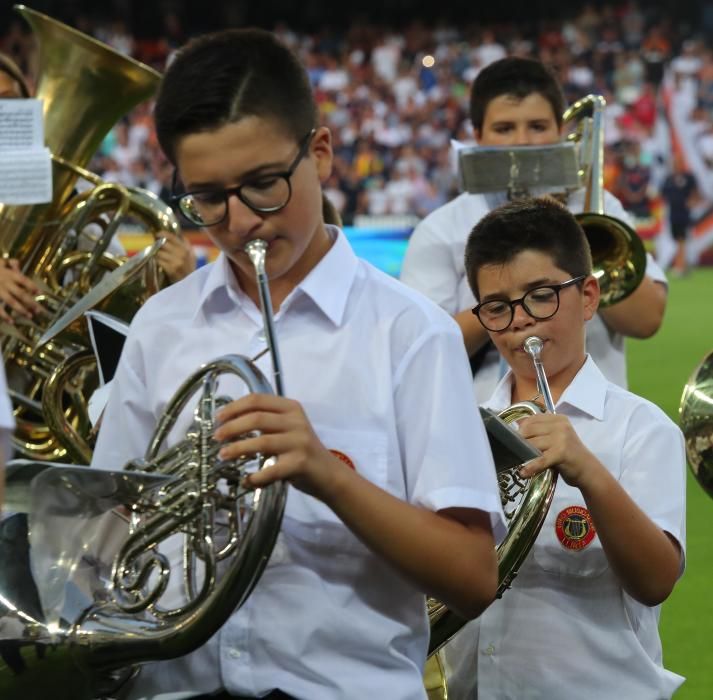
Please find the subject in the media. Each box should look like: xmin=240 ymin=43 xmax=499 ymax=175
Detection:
xmin=280 ymin=426 xmax=389 ymax=555
xmin=531 ymin=485 xmax=609 ymax=578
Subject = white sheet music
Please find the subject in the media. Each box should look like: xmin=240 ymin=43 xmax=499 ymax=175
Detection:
xmin=0 ymin=98 xmax=52 ymax=204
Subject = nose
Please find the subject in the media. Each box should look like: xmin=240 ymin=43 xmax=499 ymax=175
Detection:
xmin=226 ymin=192 xmax=263 ymax=236
xmin=510 ymin=300 xmax=536 ymax=331
xmin=514 ymin=125 xmax=530 ymax=145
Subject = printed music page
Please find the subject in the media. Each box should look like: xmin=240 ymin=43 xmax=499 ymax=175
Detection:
xmin=0 ymin=98 xmax=52 ymax=204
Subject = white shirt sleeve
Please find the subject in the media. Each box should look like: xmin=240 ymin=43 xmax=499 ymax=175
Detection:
xmin=601 ymin=189 xmax=636 ymax=228
xmin=394 ymin=321 xmax=507 ymax=542
xmin=620 ymin=401 xmax=687 ymax=558
xmin=600 ymin=191 xmax=666 ymax=283
xmin=644 ymin=251 xmax=667 ymax=284
xmin=400 ymin=216 xmax=463 ymax=315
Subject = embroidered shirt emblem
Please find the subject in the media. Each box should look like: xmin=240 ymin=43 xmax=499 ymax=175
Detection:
xmin=555 ymin=505 xmax=597 ymax=550
xmin=330 ymin=449 xmax=356 ymax=470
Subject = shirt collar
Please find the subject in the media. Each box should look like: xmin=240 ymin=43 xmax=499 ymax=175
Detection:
xmin=192 ymin=251 xmax=242 ymax=320
xmin=192 ymin=225 xmax=358 ymax=327
xmin=294 ymin=225 xmax=358 ymax=326
xmin=484 ymin=355 xmax=607 ymax=420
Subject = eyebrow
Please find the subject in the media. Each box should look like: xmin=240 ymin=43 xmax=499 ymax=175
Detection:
xmin=183 ymin=162 xmax=287 ymax=191
xmin=490 ymin=118 xmax=553 ymax=126
xmin=182 ymin=151 xmax=297 ymax=191
xmin=480 ymin=277 xmax=558 ymax=302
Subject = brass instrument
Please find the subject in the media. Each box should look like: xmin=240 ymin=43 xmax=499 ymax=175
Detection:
xmin=425 ymin=335 xmax=558 ymax=699
xmin=0 ymin=239 xmax=287 ymax=699
xmin=458 ymin=95 xmax=647 ymax=308
xmin=679 ymin=348 xmax=713 ymax=498
xmin=0 ymin=5 xmax=180 ymax=462
xmin=563 ymin=94 xmax=647 ymax=307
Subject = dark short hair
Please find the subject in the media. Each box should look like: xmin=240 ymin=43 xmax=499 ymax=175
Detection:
xmin=0 ymin=51 xmax=30 ymax=97
xmin=154 ymin=28 xmax=317 ymax=164
xmin=469 ymin=57 xmax=565 ymax=132
xmin=464 ymin=197 xmax=592 ymax=299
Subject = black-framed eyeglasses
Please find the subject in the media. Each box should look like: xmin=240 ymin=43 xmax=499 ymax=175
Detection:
xmin=171 ymin=128 xmax=316 ymax=226
xmin=472 ymin=275 xmax=586 ymax=332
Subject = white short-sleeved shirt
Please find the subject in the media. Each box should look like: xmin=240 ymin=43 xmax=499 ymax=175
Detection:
xmin=92 ymin=226 xmax=506 ymax=700
xmin=399 ymin=189 xmax=667 ymax=401
xmin=444 ymin=356 xmax=687 ymax=700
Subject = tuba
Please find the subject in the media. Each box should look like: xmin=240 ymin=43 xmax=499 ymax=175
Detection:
xmin=563 ymin=94 xmax=647 ymax=307
xmin=0 ymin=5 xmax=180 ymax=463
xmin=679 ymin=348 xmax=713 ymax=498
xmin=0 ymin=239 xmax=287 ymax=700
xmin=425 ymin=336 xmax=558 ymax=698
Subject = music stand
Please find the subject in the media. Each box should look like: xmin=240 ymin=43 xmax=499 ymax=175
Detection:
xmin=457 ymin=142 xmax=581 ymax=198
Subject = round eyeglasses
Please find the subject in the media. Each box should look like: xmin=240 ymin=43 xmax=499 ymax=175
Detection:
xmin=472 ymin=276 xmax=586 ymax=332
xmin=171 ymin=129 xmax=316 ymax=226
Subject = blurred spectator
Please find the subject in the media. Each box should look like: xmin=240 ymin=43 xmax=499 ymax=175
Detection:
xmin=614 ymin=141 xmax=652 ymax=218
xmin=661 ymin=155 xmax=700 ymax=275
xmin=641 ymin=25 xmax=671 ymax=86
xmin=2 ymin=0 xmax=710 ymax=268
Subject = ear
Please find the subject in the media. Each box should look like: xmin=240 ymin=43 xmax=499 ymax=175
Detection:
xmin=311 ymin=126 xmax=333 ymax=183
xmin=473 ymin=127 xmax=482 ymax=144
xmin=581 ymin=274 xmax=600 ymax=321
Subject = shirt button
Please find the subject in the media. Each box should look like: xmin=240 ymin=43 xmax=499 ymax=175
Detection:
xmin=229 ymin=648 xmax=241 ymax=659
xmin=483 ymin=643 xmax=495 ymax=656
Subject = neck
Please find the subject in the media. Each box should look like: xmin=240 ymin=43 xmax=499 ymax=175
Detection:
xmin=511 ymin=354 xmax=587 ymax=407
xmin=232 ymin=224 xmax=335 ymax=312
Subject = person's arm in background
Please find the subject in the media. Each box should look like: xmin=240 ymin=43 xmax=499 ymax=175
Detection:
xmin=597 ymin=192 xmax=668 ymax=338
xmin=104 ymin=228 xmax=196 ymax=285
xmin=597 ymin=268 xmax=667 ymax=338
xmin=0 ymin=259 xmax=44 ymax=324
xmin=453 ymin=308 xmax=491 ymax=356
xmin=156 ymin=231 xmax=197 ymax=284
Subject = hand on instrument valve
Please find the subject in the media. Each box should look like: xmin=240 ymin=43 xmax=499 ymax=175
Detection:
xmin=0 ymin=258 xmax=44 ymax=323
xmin=156 ymin=231 xmax=197 ymax=284
xmin=517 ymin=412 xmax=603 ymax=488
xmin=214 ymin=393 xmax=347 ymax=502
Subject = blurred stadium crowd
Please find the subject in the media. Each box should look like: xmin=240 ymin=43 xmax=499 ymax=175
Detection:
xmin=3 ymin=1 xmax=713 ymax=262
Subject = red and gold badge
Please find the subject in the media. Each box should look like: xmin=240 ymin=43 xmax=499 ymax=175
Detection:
xmin=555 ymin=505 xmax=596 ymax=550
xmin=330 ymin=449 xmax=356 ymax=470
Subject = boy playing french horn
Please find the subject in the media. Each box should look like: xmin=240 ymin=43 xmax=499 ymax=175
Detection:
xmin=445 ymin=197 xmax=686 ymax=700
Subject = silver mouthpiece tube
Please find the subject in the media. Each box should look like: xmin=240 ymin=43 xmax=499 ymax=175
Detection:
xmin=523 ymin=335 xmax=555 ymax=413
xmin=244 ymin=239 xmax=284 ymax=396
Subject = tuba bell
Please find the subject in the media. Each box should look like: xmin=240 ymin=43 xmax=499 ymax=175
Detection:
xmin=0 ymin=240 xmax=287 ymax=699
xmin=679 ymin=348 xmax=713 ymax=498
xmin=0 ymin=5 xmax=180 ymax=463
xmin=425 ymin=336 xmax=558 ymax=698
xmin=563 ymin=94 xmax=647 ymax=307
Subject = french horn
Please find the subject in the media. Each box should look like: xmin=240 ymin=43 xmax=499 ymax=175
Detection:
xmin=0 ymin=239 xmax=287 ymax=699
xmin=425 ymin=336 xmax=558 ymax=698
xmin=0 ymin=5 xmax=180 ymax=463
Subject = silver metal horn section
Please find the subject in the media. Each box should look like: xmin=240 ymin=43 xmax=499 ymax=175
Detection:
xmin=0 ymin=239 xmax=287 ymax=699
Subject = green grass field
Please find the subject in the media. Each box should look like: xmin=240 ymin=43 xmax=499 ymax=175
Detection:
xmin=627 ymin=266 xmax=713 ymax=698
